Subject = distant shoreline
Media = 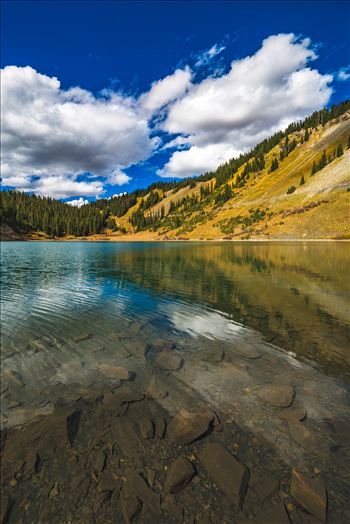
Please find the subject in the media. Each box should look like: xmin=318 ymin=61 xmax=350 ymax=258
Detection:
xmin=1 ymin=236 xmax=349 ymax=243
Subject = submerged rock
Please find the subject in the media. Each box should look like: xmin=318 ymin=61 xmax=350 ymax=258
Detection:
xmin=289 ymin=421 xmax=318 ymax=448
xmin=167 ymin=410 xmax=213 ymax=445
xmin=153 ymin=350 xmax=183 ymax=371
xmin=290 ymin=469 xmax=327 ymax=522
xmin=164 ymin=456 xmax=195 ymax=494
xmin=198 ymin=442 xmax=249 ymax=508
xmin=255 ymin=384 xmax=295 ymax=408
xmin=145 ymin=377 xmax=168 ymax=399
xmin=98 ymin=364 xmax=135 ymax=381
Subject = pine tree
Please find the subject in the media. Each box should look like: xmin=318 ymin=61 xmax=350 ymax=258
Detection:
xmin=300 ymin=175 xmax=305 ymax=185
xmin=304 ymin=128 xmax=309 ymax=142
xmin=270 ymin=158 xmax=279 ymax=172
xmin=337 ymin=144 xmax=344 ymax=157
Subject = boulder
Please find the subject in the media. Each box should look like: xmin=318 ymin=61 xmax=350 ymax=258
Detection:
xmin=99 ymin=364 xmax=135 ymax=381
xmin=167 ymin=410 xmax=214 ymax=445
xmin=289 ymin=422 xmax=318 ymax=448
xmin=290 ymin=469 xmax=327 ymax=522
xmin=164 ymin=456 xmax=195 ymax=494
xmin=198 ymin=442 xmax=249 ymax=508
xmin=153 ymin=350 xmax=183 ymax=371
xmin=255 ymin=384 xmax=295 ymax=408
xmin=145 ymin=378 xmax=168 ymax=399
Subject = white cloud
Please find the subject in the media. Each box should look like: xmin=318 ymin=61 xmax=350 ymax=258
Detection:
xmin=194 ymin=43 xmax=226 ymax=68
xmin=1 ymin=34 xmax=335 ymax=194
xmin=159 ymin=34 xmax=333 ymax=178
xmin=110 ymin=192 xmax=127 ymax=199
xmin=21 ymin=176 xmax=104 ymax=199
xmin=107 ymin=168 xmax=132 ymax=185
xmin=67 ymin=197 xmax=89 ymax=207
xmin=140 ymin=67 xmax=192 ymax=113
xmin=1 ymin=65 xmax=154 ymax=197
xmin=337 ymin=68 xmax=350 ymax=81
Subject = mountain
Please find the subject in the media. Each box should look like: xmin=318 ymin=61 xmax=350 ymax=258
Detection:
xmin=1 ymin=100 xmax=350 ymax=241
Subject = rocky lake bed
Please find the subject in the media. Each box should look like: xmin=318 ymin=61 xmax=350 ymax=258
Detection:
xmin=1 ymin=319 xmax=350 ymax=524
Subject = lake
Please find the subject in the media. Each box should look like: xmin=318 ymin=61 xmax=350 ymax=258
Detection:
xmin=1 ymin=241 xmax=350 ymax=523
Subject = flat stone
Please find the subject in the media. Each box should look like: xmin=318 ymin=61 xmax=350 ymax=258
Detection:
xmin=99 ymin=470 xmax=118 ymax=492
xmin=198 ymin=442 xmax=249 ymax=508
xmin=164 ymin=456 xmax=195 ymax=494
xmin=129 ymin=471 xmax=161 ymax=516
xmin=112 ymin=386 xmax=145 ymax=404
xmin=145 ymin=378 xmax=168 ymax=400
xmin=235 ymin=342 xmax=262 ymax=359
xmin=139 ymin=417 xmax=154 ymax=439
xmin=153 ymin=350 xmax=183 ymax=371
xmin=255 ymin=384 xmax=295 ymax=408
xmin=290 ymin=469 xmax=327 ymax=522
xmin=114 ymin=423 xmax=140 ymax=460
xmin=277 ymin=407 xmax=307 ymax=422
xmin=99 ymin=364 xmax=135 ymax=381
xmin=151 ymin=338 xmax=175 ymax=351
xmin=250 ymin=473 xmax=279 ymax=501
xmin=201 ymin=346 xmax=225 ymax=362
xmin=167 ymin=410 xmax=214 ymax=445
xmin=289 ymin=422 xmax=318 ymax=448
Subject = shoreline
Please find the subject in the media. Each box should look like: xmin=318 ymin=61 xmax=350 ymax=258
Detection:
xmin=1 ymin=236 xmax=349 ymax=242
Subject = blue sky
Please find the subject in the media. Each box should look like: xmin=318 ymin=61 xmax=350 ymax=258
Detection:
xmin=1 ymin=0 xmax=349 ymax=204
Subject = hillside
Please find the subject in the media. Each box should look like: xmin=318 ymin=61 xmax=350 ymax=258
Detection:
xmin=1 ymin=100 xmax=350 ymax=240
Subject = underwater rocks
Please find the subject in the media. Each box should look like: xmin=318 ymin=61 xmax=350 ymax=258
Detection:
xmin=167 ymin=410 xmax=214 ymax=445
xmin=255 ymin=384 xmax=295 ymax=408
xmin=198 ymin=442 xmax=249 ymax=508
xmin=153 ymin=349 xmax=183 ymax=371
xmin=163 ymin=456 xmax=195 ymax=494
xmin=290 ymin=469 xmax=327 ymax=522
xmin=98 ymin=364 xmax=135 ymax=381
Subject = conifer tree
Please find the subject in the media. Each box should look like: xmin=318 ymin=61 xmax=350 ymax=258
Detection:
xmin=300 ymin=175 xmax=305 ymax=185
xmin=337 ymin=144 xmax=344 ymax=157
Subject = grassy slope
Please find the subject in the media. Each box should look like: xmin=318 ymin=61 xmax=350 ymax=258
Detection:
xmin=11 ymin=112 xmax=348 ymax=242
xmin=123 ymin=111 xmax=350 ymax=240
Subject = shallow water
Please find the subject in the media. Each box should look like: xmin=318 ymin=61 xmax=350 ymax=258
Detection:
xmin=1 ymin=241 xmax=350 ymax=523
xmin=1 ymin=241 xmax=349 ymax=382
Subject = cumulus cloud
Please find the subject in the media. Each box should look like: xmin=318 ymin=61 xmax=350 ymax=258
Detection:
xmin=1 ymin=65 xmax=154 ymax=197
xmin=67 ymin=197 xmax=89 ymax=207
xmin=107 ymin=168 xmax=132 ymax=185
xmin=159 ymin=34 xmax=333 ymax=178
xmin=140 ymin=67 xmax=192 ymax=113
xmin=1 ymin=34 xmax=335 ymax=194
